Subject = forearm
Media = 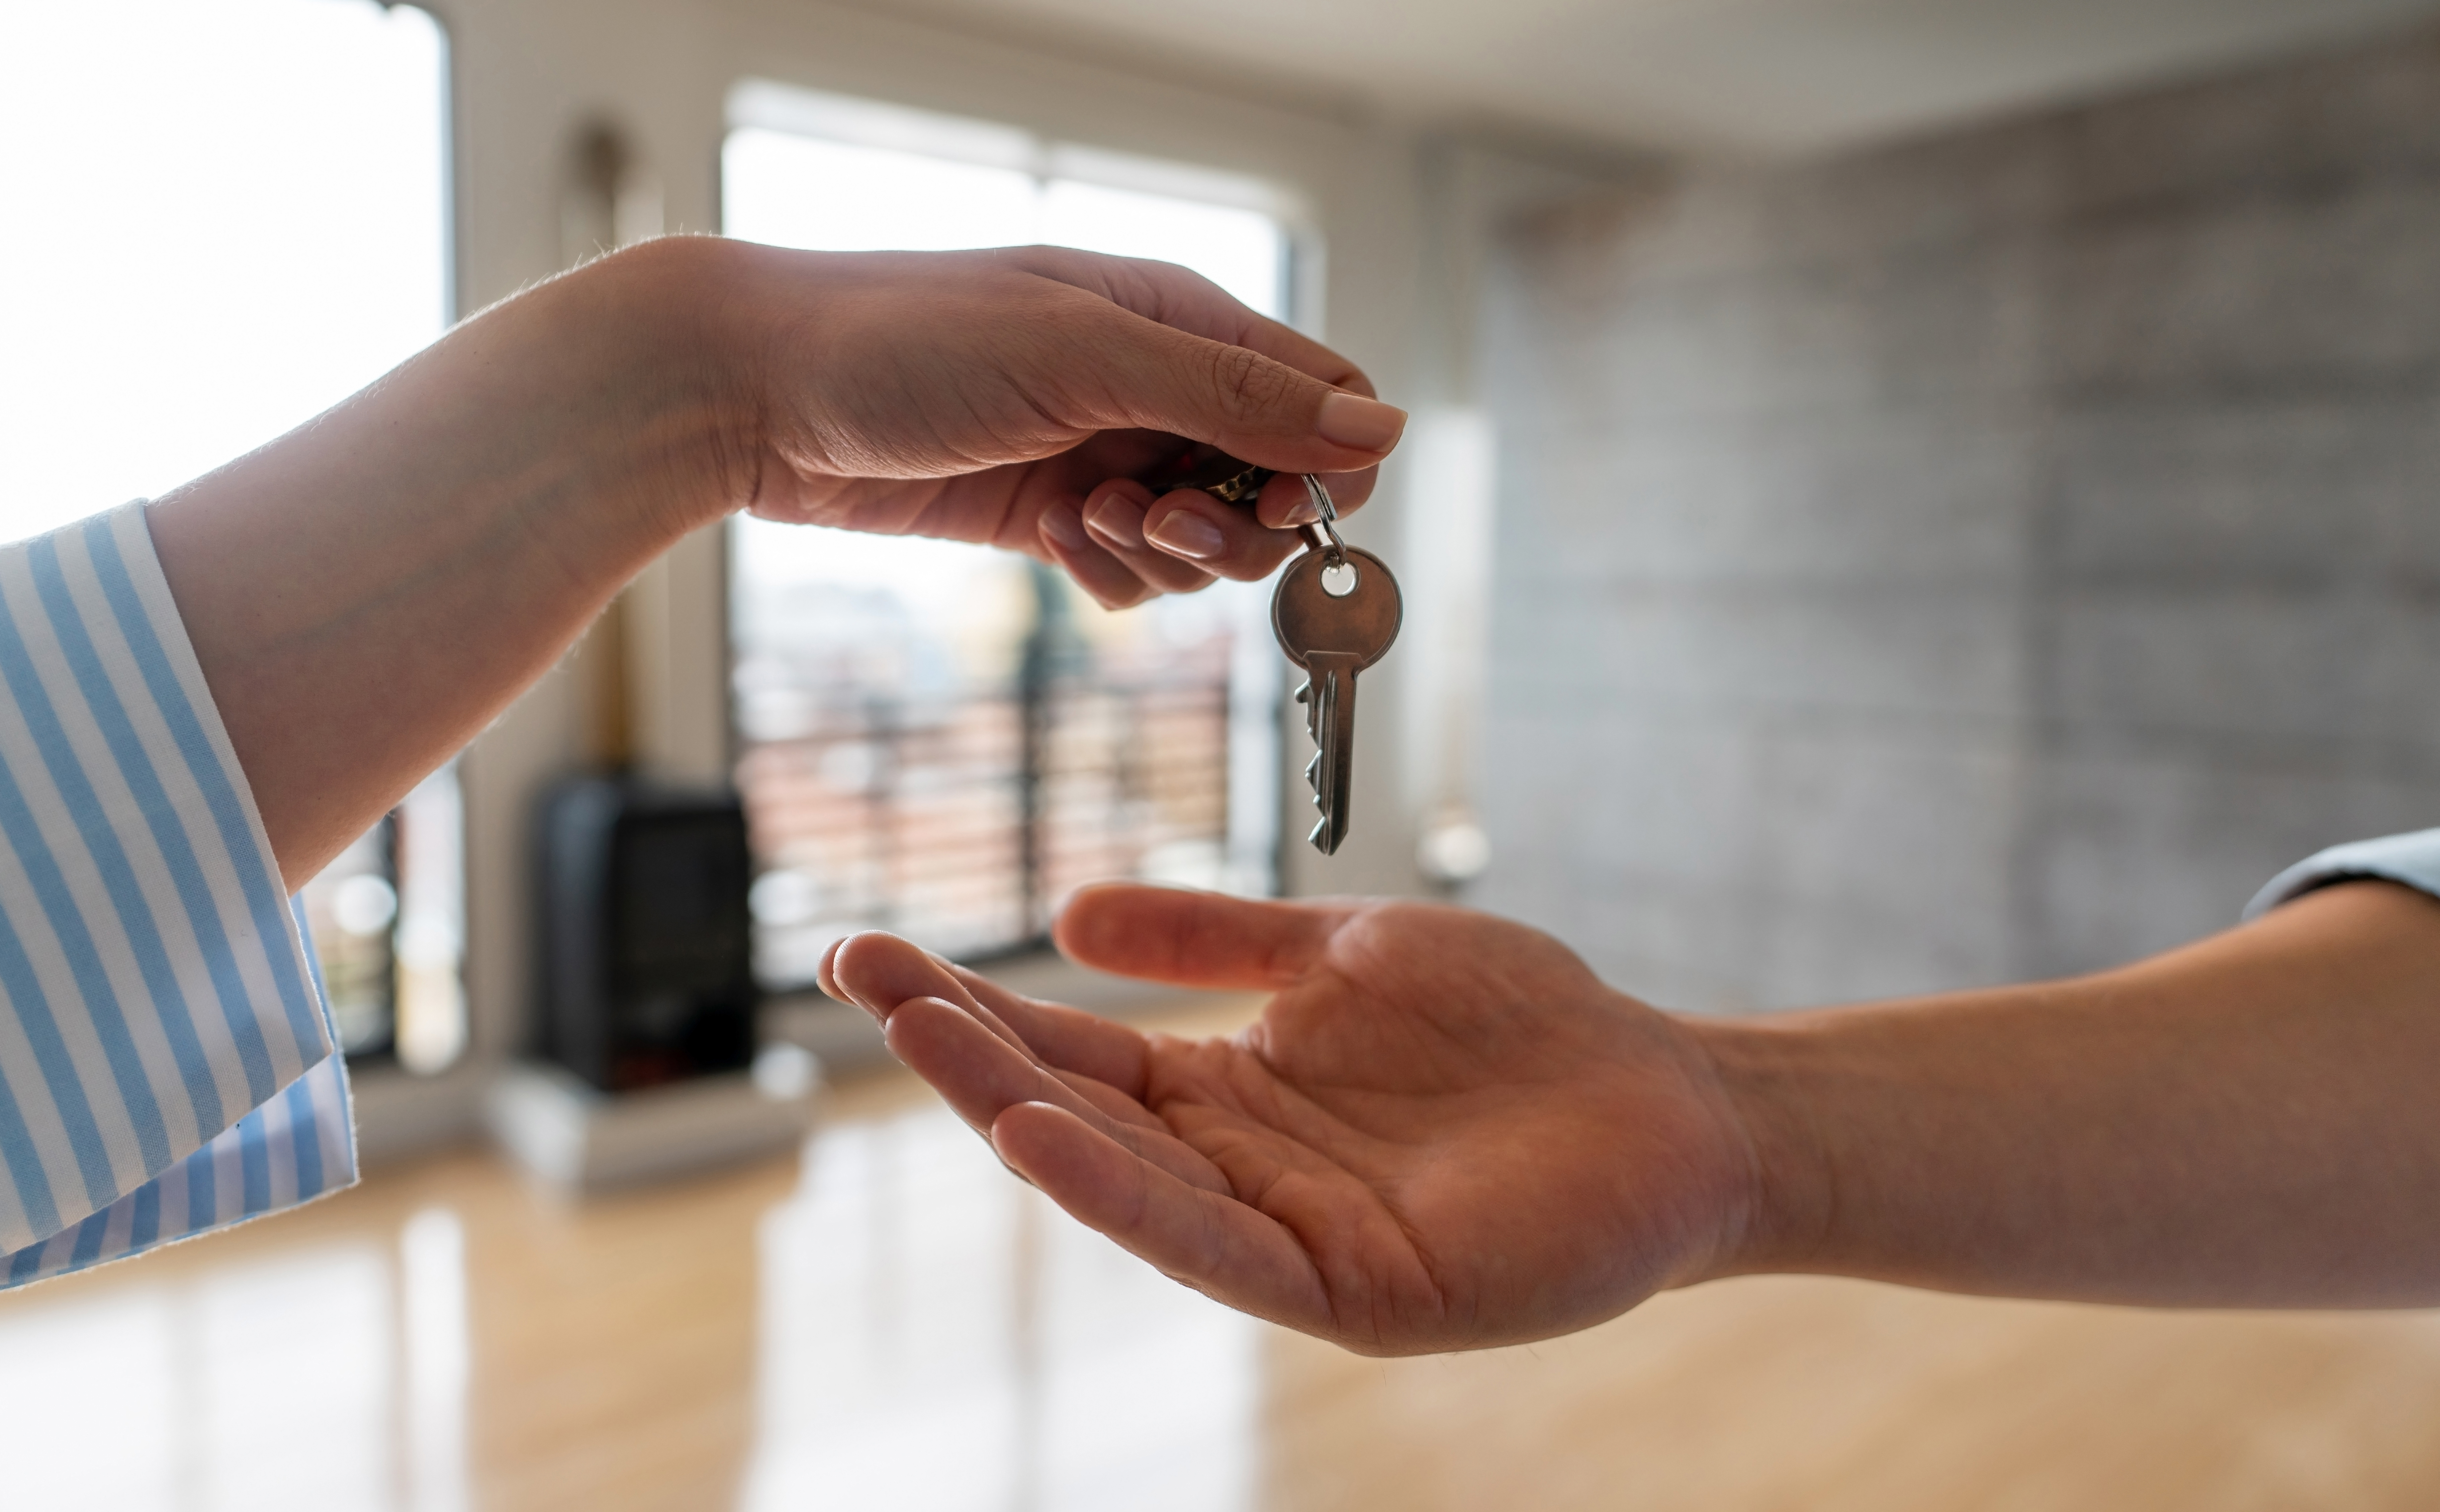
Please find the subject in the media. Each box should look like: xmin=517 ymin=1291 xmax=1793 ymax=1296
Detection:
xmin=147 ymin=238 xmax=743 ymax=886
xmin=1701 ymin=880 xmax=2440 ymax=1307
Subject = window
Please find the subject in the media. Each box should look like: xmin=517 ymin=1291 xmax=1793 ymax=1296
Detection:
xmin=296 ymin=770 xmax=466 ymax=1070
xmin=724 ymin=82 xmax=1292 ymax=982
xmin=0 ymin=0 xmax=463 ymax=1069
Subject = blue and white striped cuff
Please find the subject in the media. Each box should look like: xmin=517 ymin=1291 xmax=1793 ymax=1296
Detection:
xmin=0 ymin=503 xmax=354 ymax=1286
xmin=6 ymin=1041 xmax=354 ymax=1285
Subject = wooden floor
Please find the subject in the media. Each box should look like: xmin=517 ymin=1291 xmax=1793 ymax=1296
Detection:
xmin=5 ymin=999 xmax=2440 ymax=1511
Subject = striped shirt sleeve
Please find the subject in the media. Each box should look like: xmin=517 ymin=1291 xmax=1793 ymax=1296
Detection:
xmin=0 ymin=502 xmax=356 ymax=1287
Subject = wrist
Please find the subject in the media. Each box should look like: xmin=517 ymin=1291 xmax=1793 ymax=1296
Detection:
xmin=516 ymin=236 xmax=761 ymax=552
xmin=1681 ymin=1015 xmax=1843 ymax=1281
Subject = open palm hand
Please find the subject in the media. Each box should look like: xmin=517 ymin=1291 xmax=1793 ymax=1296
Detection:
xmin=822 ymin=884 xmax=1760 ymax=1355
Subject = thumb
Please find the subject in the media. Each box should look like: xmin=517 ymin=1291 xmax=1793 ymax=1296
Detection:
xmin=1060 ymin=302 xmax=1407 ymax=474
xmin=1053 ymin=883 xmax=1357 ymax=990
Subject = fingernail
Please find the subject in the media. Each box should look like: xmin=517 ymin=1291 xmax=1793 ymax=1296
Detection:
xmin=1316 ymin=391 xmax=1407 ymax=452
xmin=1085 ymin=492 xmax=1147 ymax=550
xmin=1279 ymin=497 xmax=1321 ymax=527
xmin=1040 ymin=505 xmax=1089 ymax=552
xmin=1148 ymin=510 xmax=1227 ymax=560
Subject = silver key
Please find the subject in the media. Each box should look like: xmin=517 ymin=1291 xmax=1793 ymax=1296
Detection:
xmin=1274 ymin=535 xmax=1401 ymax=855
xmin=1154 ymin=459 xmax=1406 ymax=854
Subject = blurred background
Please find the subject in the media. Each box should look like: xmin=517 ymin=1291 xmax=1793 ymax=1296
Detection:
xmin=5 ymin=0 xmax=2440 ymax=1506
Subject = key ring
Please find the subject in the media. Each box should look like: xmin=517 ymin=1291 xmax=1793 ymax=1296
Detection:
xmin=1298 ymin=474 xmax=1349 ymax=568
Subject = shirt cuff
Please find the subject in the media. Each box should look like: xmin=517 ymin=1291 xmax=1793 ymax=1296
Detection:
xmin=5 ymin=1036 xmax=355 ymax=1286
xmin=0 ymin=503 xmax=352 ymax=1275
xmin=2243 ymin=826 xmax=2440 ymax=920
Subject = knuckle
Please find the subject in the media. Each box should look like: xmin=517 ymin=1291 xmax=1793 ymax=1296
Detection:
xmin=1206 ymin=343 xmax=1296 ymax=423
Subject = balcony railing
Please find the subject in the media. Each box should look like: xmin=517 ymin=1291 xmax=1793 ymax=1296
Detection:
xmin=739 ymin=624 xmax=1232 ymax=985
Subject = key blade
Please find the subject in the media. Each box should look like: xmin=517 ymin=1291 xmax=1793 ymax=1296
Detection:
xmin=1302 ymin=653 xmax=1362 ymax=855
xmin=1303 ymin=671 xmax=1336 ymax=846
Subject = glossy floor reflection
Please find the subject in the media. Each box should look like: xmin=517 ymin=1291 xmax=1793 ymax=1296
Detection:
xmin=745 ymin=1109 xmax=1253 ymax=1512
xmin=6 ymin=995 xmax=2440 ymax=1511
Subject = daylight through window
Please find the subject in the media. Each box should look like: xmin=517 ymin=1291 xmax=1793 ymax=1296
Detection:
xmin=0 ymin=0 xmax=463 ymax=1069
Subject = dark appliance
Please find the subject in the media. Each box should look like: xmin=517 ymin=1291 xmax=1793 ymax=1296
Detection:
xmin=535 ymin=776 xmax=757 ymax=1092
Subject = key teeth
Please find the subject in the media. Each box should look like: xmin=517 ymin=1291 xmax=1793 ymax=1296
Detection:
xmin=1294 ymin=668 xmax=1346 ymax=853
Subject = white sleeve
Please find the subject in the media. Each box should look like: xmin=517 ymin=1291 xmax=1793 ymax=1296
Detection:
xmin=0 ymin=503 xmax=356 ymax=1287
xmin=2243 ymin=827 xmax=2440 ymax=921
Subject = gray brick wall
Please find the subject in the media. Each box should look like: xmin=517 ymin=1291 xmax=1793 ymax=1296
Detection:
xmin=1473 ymin=27 xmax=2440 ymax=1007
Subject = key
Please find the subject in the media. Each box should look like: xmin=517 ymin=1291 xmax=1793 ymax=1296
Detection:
xmin=1145 ymin=451 xmax=1404 ymax=854
xmin=1274 ymin=539 xmax=1401 ymax=854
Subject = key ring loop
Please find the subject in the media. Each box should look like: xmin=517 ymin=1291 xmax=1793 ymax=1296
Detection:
xmin=1299 ymin=474 xmax=1348 ymax=567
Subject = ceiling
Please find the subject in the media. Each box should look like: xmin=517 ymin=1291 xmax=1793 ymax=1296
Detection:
xmin=907 ymin=0 xmax=2440 ymax=156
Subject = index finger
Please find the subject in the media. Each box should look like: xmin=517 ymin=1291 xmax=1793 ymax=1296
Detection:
xmin=820 ymin=929 xmax=1153 ymax=1095
xmin=1004 ymin=250 xmax=1402 ymax=485
xmin=1053 ymin=884 xmax=1360 ymax=991
xmin=1005 ymin=246 xmax=1369 ymax=395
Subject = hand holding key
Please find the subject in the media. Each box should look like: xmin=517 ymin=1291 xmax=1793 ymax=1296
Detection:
xmin=725 ymin=242 xmax=1400 ymax=607
xmin=820 ymin=883 xmax=1759 ymax=1356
